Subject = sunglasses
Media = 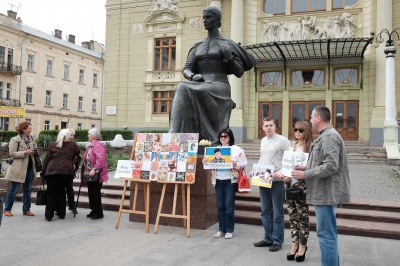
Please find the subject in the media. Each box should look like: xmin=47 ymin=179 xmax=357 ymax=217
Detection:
xmin=294 ymin=128 xmax=304 ymax=133
xmin=220 ymin=134 xmax=229 ymax=139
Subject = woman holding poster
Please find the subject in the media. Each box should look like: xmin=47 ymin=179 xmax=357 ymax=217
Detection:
xmin=202 ymin=128 xmax=246 ymax=239
xmin=283 ymin=121 xmax=313 ymax=262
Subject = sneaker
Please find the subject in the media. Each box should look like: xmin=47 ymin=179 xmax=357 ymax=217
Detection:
xmin=269 ymin=244 xmax=282 ymax=252
xmin=225 ymin=233 xmax=233 ymax=239
xmin=254 ymin=240 xmax=273 ymax=247
xmin=214 ymin=231 xmax=225 ymax=238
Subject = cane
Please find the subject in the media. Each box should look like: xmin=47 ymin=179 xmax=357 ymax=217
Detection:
xmin=74 ymin=173 xmax=82 ymax=218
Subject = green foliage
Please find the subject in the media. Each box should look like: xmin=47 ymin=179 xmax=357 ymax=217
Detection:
xmin=38 ymin=129 xmax=133 ymax=142
xmin=104 ymin=142 xmax=112 ymax=152
xmin=107 ymin=152 xmax=129 ymax=170
xmin=36 ymin=134 xmax=56 ymax=150
xmin=76 ymin=143 xmax=87 ymax=151
xmin=0 ymin=130 xmax=18 ymax=143
xmin=38 ymin=130 xmax=59 ymax=140
xmin=101 ymin=130 xmax=133 ymax=141
xmin=137 ymin=129 xmax=168 ymax=134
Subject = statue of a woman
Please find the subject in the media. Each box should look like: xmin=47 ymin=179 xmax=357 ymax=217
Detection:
xmin=169 ymin=6 xmax=256 ymax=143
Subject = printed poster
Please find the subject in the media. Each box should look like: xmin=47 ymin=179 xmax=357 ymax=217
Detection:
xmin=113 ymin=160 xmax=135 ymax=179
xmin=203 ymin=147 xmax=233 ymax=169
xmin=250 ymin=164 xmax=275 ymax=188
xmin=281 ymin=151 xmax=309 ymax=185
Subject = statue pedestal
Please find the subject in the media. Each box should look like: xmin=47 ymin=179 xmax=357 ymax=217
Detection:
xmin=129 ymin=156 xmax=218 ymax=229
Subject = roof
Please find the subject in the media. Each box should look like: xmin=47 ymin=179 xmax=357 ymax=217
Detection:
xmin=243 ymin=38 xmax=372 ymax=67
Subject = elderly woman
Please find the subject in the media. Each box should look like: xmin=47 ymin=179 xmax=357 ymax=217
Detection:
xmin=81 ymin=128 xmax=109 ymax=220
xmin=169 ymin=6 xmax=255 ymax=143
xmin=41 ymin=129 xmax=80 ymax=221
xmin=3 ymin=121 xmax=38 ymax=217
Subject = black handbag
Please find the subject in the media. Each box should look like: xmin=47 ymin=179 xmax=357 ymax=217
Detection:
xmin=36 ymin=178 xmax=47 ymax=205
xmin=83 ymin=172 xmax=100 ymax=182
xmin=34 ymin=152 xmax=43 ymax=172
xmin=285 ymin=187 xmax=305 ymax=201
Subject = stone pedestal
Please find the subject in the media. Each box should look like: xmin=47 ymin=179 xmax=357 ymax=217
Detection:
xmin=129 ymin=156 xmax=218 ymax=230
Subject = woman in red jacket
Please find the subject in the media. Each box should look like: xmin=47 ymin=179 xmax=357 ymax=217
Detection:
xmin=81 ymin=128 xmax=109 ymax=220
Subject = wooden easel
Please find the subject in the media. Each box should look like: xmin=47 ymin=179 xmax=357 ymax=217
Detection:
xmin=153 ymin=181 xmax=192 ymax=237
xmin=115 ymin=135 xmax=151 ymax=232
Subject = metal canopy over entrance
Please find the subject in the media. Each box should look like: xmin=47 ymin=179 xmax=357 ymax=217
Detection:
xmin=243 ymin=38 xmax=372 ymax=66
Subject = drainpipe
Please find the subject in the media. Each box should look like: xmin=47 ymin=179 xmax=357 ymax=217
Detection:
xmin=17 ymin=33 xmax=29 ymax=123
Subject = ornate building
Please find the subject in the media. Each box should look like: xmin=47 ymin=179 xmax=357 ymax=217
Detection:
xmin=103 ymin=0 xmax=400 ymax=152
xmin=0 ymin=10 xmax=104 ymax=136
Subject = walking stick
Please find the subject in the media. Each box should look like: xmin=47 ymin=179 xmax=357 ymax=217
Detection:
xmin=74 ymin=173 xmax=81 ymax=218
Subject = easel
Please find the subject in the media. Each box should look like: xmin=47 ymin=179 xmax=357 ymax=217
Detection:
xmin=115 ymin=135 xmax=151 ymax=232
xmin=153 ymin=181 xmax=192 ymax=237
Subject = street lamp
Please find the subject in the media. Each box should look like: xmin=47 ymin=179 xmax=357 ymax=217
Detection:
xmin=371 ymin=29 xmax=400 ymax=163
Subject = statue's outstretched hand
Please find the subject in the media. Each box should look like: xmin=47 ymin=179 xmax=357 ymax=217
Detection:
xmin=221 ymin=44 xmax=233 ymax=61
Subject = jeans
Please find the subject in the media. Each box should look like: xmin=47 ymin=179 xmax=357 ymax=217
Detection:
xmin=315 ymin=205 xmax=339 ymax=266
xmin=215 ymin=179 xmax=237 ymax=233
xmin=259 ymin=181 xmax=285 ymax=245
xmin=4 ymin=166 xmax=34 ymax=212
xmin=0 ymin=196 xmax=3 ymax=227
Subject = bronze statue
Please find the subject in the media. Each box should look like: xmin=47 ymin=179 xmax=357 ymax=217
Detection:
xmin=169 ymin=6 xmax=256 ymax=143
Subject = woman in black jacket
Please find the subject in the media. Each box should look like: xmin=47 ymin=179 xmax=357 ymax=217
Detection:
xmin=41 ymin=129 xmax=80 ymax=221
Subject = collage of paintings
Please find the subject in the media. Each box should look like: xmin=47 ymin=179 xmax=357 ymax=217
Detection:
xmin=123 ymin=132 xmax=200 ymax=183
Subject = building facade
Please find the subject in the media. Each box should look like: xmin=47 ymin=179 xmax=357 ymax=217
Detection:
xmin=103 ymin=0 xmax=400 ymax=146
xmin=0 ymin=10 xmax=104 ymax=137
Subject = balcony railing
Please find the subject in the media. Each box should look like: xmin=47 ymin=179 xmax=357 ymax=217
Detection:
xmin=0 ymin=62 xmax=23 ymax=75
xmin=0 ymin=98 xmax=21 ymax=107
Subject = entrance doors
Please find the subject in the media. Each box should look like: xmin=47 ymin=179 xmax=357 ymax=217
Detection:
xmin=333 ymin=101 xmax=358 ymax=140
xmin=289 ymin=101 xmax=324 ymax=140
xmin=258 ymin=102 xmax=282 ymax=138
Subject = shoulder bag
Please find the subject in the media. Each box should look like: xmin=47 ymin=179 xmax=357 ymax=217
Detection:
xmin=34 ymin=151 xmax=43 ymax=172
xmin=36 ymin=178 xmax=47 ymax=205
xmin=237 ymin=167 xmax=251 ymax=194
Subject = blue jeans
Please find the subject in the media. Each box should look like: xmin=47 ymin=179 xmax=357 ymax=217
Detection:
xmin=215 ymin=179 xmax=237 ymax=233
xmin=5 ymin=167 xmax=34 ymax=212
xmin=259 ymin=181 xmax=285 ymax=245
xmin=315 ymin=205 xmax=339 ymax=266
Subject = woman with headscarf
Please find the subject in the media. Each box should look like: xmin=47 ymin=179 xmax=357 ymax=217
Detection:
xmin=3 ymin=121 xmax=38 ymax=217
xmin=81 ymin=128 xmax=109 ymax=220
xmin=169 ymin=6 xmax=256 ymax=144
xmin=41 ymin=129 xmax=80 ymax=221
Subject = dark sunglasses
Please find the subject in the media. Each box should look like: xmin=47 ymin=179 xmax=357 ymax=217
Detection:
xmin=293 ymin=128 xmax=304 ymax=133
xmin=220 ymin=134 xmax=229 ymax=139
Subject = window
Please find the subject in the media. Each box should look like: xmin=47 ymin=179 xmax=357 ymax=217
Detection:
xmin=153 ymin=91 xmax=175 ymax=114
xmin=6 ymin=83 xmax=11 ymax=99
xmin=45 ymin=91 xmax=52 ymax=106
xmin=91 ymin=124 xmax=96 ymax=128
xmin=77 ymin=123 xmax=82 ymax=130
xmin=26 ymin=87 xmax=33 ymax=103
xmin=154 ymin=38 xmax=176 ymax=71
xmin=263 ymin=0 xmax=285 ymax=14
xmin=46 ymin=59 xmax=53 ymax=75
xmin=7 ymin=48 xmax=13 ymax=64
xmin=44 ymin=120 xmax=50 ymax=130
xmin=92 ymin=99 xmax=97 ymax=112
xmin=291 ymin=69 xmax=325 ymax=87
xmin=334 ymin=67 xmax=359 ymax=85
xmin=292 ymin=0 xmax=326 ymax=13
xmin=0 ymin=117 xmax=9 ymax=130
xmin=93 ymin=73 xmax=98 ymax=87
xmin=78 ymin=96 xmax=83 ymax=110
xmin=64 ymin=64 xmax=70 ymax=80
xmin=27 ymin=54 xmax=34 ymax=71
xmin=79 ymin=69 xmax=84 ymax=83
xmin=0 ymin=82 xmax=3 ymax=98
xmin=333 ymin=0 xmax=357 ymax=9
xmin=261 ymin=71 xmax=283 ymax=87
xmin=63 ymin=94 xmax=68 ymax=108
xmin=0 ymin=46 xmax=4 ymax=63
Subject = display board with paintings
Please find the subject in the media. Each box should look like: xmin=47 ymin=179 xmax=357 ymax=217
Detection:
xmin=114 ymin=133 xmax=199 ymax=184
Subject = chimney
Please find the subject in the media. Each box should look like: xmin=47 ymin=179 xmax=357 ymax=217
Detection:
xmin=81 ymin=41 xmax=90 ymax=49
xmin=54 ymin=29 xmax=62 ymax=39
xmin=7 ymin=10 xmax=17 ymax=19
xmin=68 ymin=34 xmax=75 ymax=44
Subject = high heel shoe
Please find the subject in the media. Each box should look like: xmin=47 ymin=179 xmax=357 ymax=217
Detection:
xmin=287 ymin=247 xmax=298 ymax=261
xmin=295 ymin=246 xmax=308 ymax=262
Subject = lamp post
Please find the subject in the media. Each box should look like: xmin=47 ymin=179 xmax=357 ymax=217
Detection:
xmin=372 ymin=29 xmax=400 ymax=163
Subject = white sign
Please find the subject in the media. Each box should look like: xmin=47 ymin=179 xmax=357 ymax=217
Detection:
xmin=113 ymin=160 xmax=134 ymax=179
xmin=106 ymin=106 xmax=117 ymax=115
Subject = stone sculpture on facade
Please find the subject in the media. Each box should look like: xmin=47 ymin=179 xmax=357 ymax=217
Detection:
xmin=169 ymin=6 xmax=256 ymax=144
xmin=147 ymin=0 xmax=183 ymax=18
xmin=261 ymin=12 xmax=361 ymax=43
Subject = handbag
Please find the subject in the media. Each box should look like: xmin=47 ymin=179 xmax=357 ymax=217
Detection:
xmin=237 ymin=167 xmax=251 ymax=194
xmin=34 ymin=151 xmax=43 ymax=172
xmin=285 ymin=187 xmax=305 ymax=200
xmin=83 ymin=172 xmax=100 ymax=182
xmin=36 ymin=178 xmax=47 ymax=205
